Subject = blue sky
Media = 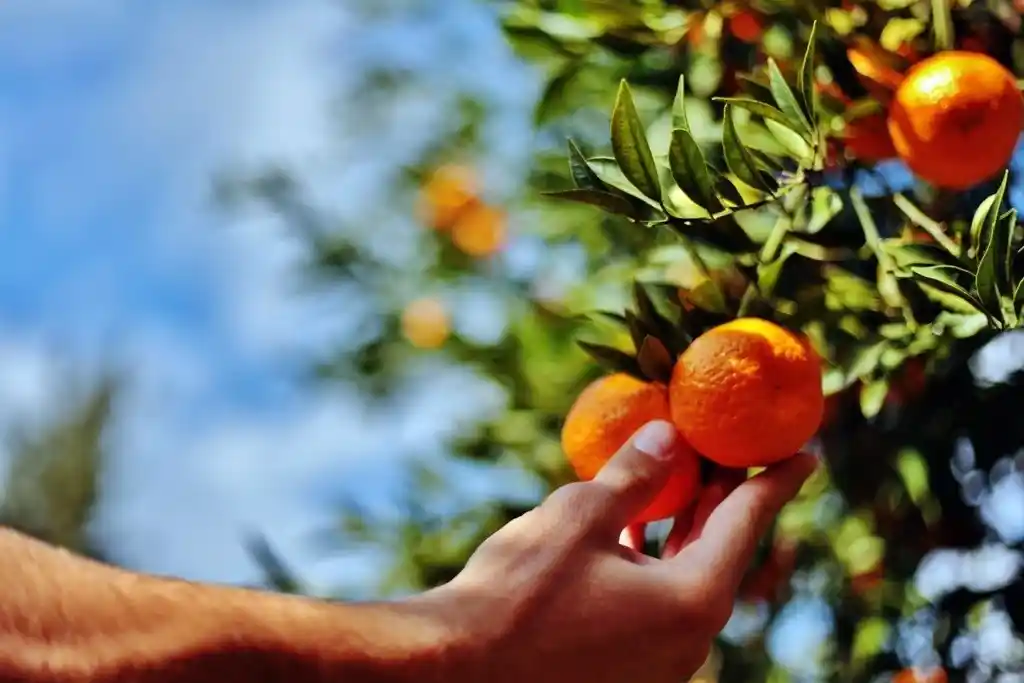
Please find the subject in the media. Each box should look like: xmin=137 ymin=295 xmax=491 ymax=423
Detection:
xmin=0 ymin=0 xmax=541 ymax=591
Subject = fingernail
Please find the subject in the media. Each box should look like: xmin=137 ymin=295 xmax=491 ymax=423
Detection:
xmin=633 ymin=420 xmax=678 ymax=460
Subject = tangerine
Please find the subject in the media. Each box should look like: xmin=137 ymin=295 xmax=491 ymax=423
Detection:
xmin=669 ymin=318 xmax=824 ymax=468
xmin=888 ymin=51 xmax=1023 ymax=189
xmin=451 ymin=202 xmax=507 ymax=258
xmin=561 ymin=374 xmax=702 ymax=524
xmin=893 ymin=668 xmax=947 ymax=683
xmin=400 ymin=297 xmax=451 ymax=349
xmin=418 ymin=165 xmax=477 ymax=231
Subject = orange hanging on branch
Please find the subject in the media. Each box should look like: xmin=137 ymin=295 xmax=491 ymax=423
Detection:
xmin=888 ymin=51 xmax=1024 ymax=190
xmin=669 ymin=318 xmax=824 ymax=468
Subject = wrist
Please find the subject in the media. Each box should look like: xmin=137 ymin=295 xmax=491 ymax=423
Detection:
xmin=238 ymin=585 xmax=477 ymax=683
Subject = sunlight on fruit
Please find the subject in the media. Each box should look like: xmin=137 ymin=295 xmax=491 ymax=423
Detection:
xmin=400 ymin=297 xmax=451 ymax=349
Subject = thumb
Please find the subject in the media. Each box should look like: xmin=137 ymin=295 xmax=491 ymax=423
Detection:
xmin=583 ymin=420 xmax=681 ymax=535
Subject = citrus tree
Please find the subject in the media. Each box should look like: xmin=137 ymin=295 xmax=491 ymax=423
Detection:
xmin=235 ymin=0 xmax=1024 ymax=680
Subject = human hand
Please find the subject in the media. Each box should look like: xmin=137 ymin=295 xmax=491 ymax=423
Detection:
xmin=424 ymin=420 xmax=817 ymax=683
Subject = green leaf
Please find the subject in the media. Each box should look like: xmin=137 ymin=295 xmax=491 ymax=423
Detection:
xmin=847 ymin=341 xmax=888 ymax=382
xmin=669 ymin=128 xmax=721 ymax=215
xmin=535 ymin=59 xmax=584 ymax=125
xmin=758 ymin=243 xmax=798 ymax=299
xmin=860 ymin=379 xmax=889 ymax=419
xmin=767 ymin=58 xmax=812 ymax=135
xmin=714 ymin=98 xmax=795 ymax=129
xmin=714 ymin=174 xmax=746 ymax=206
xmin=633 ymin=281 xmax=676 ymax=343
xmin=931 ymin=0 xmax=954 ymax=52
xmin=722 ymin=105 xmax=775 ymax=192
xmin=577 ymin=340 xmax=643 ymax=377
xmin=611 ymin=80 xmax=662 ymax=201
xmin=910 ymin=265 xmax=986 ymax=314
xmin=543 ymin=189 xmax=647 ymax=219
xmin=806 ymin=186 xmax=843 ymax=234
xmin=798 ymin=21 xmax=819 ymax=121
xmin=672 ymin=76 xmax=690 ymax=132
xmin=765 ymin=119 xmax=815 ymax=163
xmin=882 ymin=239 xmax=963 ymax=273
xmin=974 ymin=173 xmax=1010 ymax=316
xmin=637 ymin=336 xmax=674 ymax=382
xmin=567 ymin=139 xmax=606 ymax=191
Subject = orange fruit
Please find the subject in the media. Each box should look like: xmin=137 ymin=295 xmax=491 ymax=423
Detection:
xmin=669 ymin=318 xmax=824 ymax=468
xmin=893 ymin=668 xmax=947 ymax=683
xmin=418 ymin=165 xmax=477 ymax=231
xmin=888 ymin=51 xmax=1024 ymax=189
xmin=451 ymin=202 xmax=507 ymax=258
xmin=561 ymin=374 xmax=702 ymax=524
xmin=400 ymin=297 xmax=450 ymax=349
xmin=729 ymin=10 xmax=764 ymax=44
xmin=843 ymin=113 xmax=898 ymax=162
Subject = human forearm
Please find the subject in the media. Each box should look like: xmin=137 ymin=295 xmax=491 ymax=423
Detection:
xmin=0 ymin=529 xmax=464 ymax=683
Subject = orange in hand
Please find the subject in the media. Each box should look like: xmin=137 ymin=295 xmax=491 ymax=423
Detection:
xmin=669 ymin=318 xmax=823 ymax=468
xmin=561 ymin=374 xmax=701 ymax=523
xmin=888 ymin=51 xmax=1023 ymax=189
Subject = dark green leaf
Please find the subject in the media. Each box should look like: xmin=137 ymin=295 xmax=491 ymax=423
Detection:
xmin=669 ymin=127 xmax=721 ymax=215
xmin=633 ymin=281 xmax=676 ymax=343
xmin=535 ymin=59 xmax=584 ymax=125
xmin=567 ymin=139 xmax=606 ymax=191
xmin=543 ymin=189 xmax=647 ymax=219
xmin=722 ymin=105 xmax=774 ymax=192
xmin=577 ymin=340 xmax=643 ymax=376
xmin=974 ymin=173 xmax=1010 ymax=315
xmin=637 ymin=336 xmax=674 ymax=382
xmin=714 ymin=174 xmax=746 ymax=206
xmin=624 ymin=310 xmax=650 ymax=353
xmin=881 ymin=239 xmax=963 ymax=273
xmin=798 ymin=21 xmax=819 ymax=120
xmin=611 ymin=80 xmax=662 ymax=201
xmin=910 ymin=265 xmax=986 ymax=314
xmin=767 ymin=58 xmax=812 ymax=135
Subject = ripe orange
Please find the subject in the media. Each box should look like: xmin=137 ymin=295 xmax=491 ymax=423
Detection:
xmin=418 ymin=165 xmax=477 ymax=231
xmin=669 ymin=318 xmax=824 ymax=468
xmin=893 ymin=668 xmax=947 ymax=683
xmin=888 ymin=51 xmax=1024 ymax=189
xmin=451 ymin=202 xmax=507 ymax=258
xmin=729 ymin=10 xmax=764 ymax=44
xmin=400 ymin=297 xmax=450 ymax=349
xmin=561 ymin=374 xmax=702 ymax=524
xmin=843 ymin=113 xmax=898 ymax=162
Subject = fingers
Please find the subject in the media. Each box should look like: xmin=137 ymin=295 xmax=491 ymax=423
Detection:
xmin=576 ymin=420 xmax=683 ymax=537
xmin=681 ymin=453 xmax=817 ymax=591
xmin=662 ymin=467 xmax=746 ymax=559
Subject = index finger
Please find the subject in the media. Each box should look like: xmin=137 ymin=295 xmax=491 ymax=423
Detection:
xmin=679 ymin=452 xmax=817 ymax=592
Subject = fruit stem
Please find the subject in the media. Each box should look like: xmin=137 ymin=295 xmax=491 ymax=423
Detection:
xmin=892 ymin=193 xmax=960 ymax=256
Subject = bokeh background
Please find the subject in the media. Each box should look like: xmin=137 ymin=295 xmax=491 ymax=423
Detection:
xmin=8 ymin=1 xmax=1024 ymax=680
